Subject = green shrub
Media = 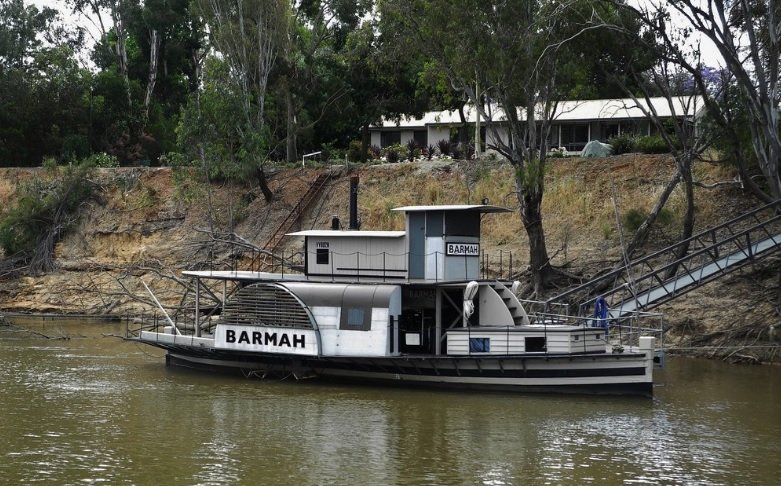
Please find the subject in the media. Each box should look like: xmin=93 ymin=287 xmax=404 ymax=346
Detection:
xmin=382 ymin=144 xmax=403 ymax=163
xmin=656 ymin=208 xmax=674 ymax=226
xmin=622 ymin=208 xmax=647 ymax=232
xmin=426 ymin=144 xmax=437 ymax=160
xmin=84 ymin=152 xmax=120 ymax=168
xmin=347 ymin=140 xmax=366 ymax=162
xmin=437 ymin=139 xmax=451 ymax=156
xmin=636 ymin=135 xmax=670 ymax=154
xmin=608 ymin=134 xmax=637 ymax=155
xmin=406 ymin=139 xmax=420 ymax=161
xmin=549 ymin=147 xmax=567 ymax=158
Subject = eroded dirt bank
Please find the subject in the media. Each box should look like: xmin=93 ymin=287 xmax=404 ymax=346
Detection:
xmin=0 ymin=155 xmax=779 ymax=362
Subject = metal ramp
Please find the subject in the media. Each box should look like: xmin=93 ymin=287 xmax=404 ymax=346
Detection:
xmin=250 ymin=171 xmax=334 ymax=271
xmin=548 ymin=201 xmax=781 ymax=318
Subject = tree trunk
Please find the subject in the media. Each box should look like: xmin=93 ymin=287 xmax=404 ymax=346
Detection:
xmin=665 ymin=156 xmax=696 ymax=279
xmin=361 ymin=125 xmax=370 ymax=163
xmin=625 ymin=171 xmax=681 ymax=258
xmin=142 ymin=29 xmax=160 ymax=126
xmin=255 ymin=165 xmax=274 ymax=202
xmin=112 ymin=8 xmax=132 ymax=110
xmin=285 ymin=83 xmax=297 ymax=162
xmin=515 ymin=171 xmax=554 ymax=294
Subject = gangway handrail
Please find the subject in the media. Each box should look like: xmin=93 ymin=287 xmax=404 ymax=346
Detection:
xmin=548 ymin=200 xmax=781 ymax=308
xmin=595 ymin=227 xmax=781 ymax=316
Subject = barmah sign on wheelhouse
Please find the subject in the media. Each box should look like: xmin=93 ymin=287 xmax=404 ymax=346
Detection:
xmin=446 ymin=242 xmax=480 ymax=256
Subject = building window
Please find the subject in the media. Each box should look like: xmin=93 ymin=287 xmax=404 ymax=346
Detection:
xmin=340 ymin=307 xmax=371 ymax=331
xmin=469 ymin=337 xmax=490 ymax=353
xmin=525 ymin=336 xmax=546 ymax=352
xmin=381 ymin=131 xmax=401 ymax=147
xmin=316 ymin=248 xmax=329 ymax=265
xmin=560 ymin=124 xmax=589 ymax=151
xmin=413 ymin=130 xmax=427 ymax=148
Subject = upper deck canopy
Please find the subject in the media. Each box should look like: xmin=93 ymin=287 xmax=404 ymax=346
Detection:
xmin=287 ymin=230 xmax=405 ymax=237
xmin=392 ymin=204 xmax=511 ymax=214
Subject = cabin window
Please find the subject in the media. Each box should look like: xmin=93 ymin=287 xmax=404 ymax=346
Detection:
xmin=340 ymin=307 xmax=371 ymax=331
xmin=316 ymin=248 xmax=329 ymax=265
xmin=469 ymin=337 xmax=490 ymax=353
xmin=525 ymin=336 xmax=546 ymax=352
xmin=445 ymin=212 xmax=479 ymax=237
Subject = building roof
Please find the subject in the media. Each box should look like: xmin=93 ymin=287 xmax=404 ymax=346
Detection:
xmin=287 ymin=230 xmax=406 ymax=238
xmin=371 ymin=96 xmax=704 ymax=129
xmin=392 ymin=204 xmax=511 ymax=213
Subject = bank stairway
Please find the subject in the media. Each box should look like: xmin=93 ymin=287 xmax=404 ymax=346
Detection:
xmin=547 ymin=200 xmax=781 ymax=319
xmin=249 ymin=171 xmax=334 ymax=271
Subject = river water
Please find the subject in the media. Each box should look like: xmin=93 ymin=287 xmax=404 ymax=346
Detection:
xmin=1 ymin=319 xmax=779 ymax=485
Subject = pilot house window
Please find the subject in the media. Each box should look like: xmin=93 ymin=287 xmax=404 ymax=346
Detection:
xmin=316 ymin=248 xmax=329 ymax=265
xmin=340 ymin=307 xmax=371 ymax=331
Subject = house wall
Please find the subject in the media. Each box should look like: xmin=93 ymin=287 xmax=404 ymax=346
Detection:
xmin=370 ymin=131 xmax=381 ymax=148
xmin=428 ymin=126 xmax=450 ymax=146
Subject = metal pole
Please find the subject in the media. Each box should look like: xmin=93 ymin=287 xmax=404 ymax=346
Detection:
xmin=195 ymin=277 xmax=201 ymax=337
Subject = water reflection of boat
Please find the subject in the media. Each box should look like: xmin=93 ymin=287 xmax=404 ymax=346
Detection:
xmin=130 ymin=204 xmax=658 ymax=396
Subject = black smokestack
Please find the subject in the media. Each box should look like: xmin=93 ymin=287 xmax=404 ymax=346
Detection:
xmin=349 ymin=175 xmax=360 ymax=230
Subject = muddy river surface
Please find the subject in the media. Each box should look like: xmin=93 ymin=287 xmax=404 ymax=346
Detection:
xmin=1 ymin=318 xmax=780 ymax=485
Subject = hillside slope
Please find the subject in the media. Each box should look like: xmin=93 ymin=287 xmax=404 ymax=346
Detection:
xmin=0 ymin=155 xmax=778 ymax=361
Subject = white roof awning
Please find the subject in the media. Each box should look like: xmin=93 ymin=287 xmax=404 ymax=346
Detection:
xmin=392 ymin=204 xmax=511 ymax=214
xmin=287 ymin=230 xmax=406 ymax=237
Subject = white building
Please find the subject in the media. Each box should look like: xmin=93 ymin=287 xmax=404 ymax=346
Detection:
xmin=369 ymin=96 xmax=703 ymax=153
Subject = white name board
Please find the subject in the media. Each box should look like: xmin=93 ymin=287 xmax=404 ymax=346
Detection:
xmin=214 ymin=325 xmax=318 ymax=356
xmin=446 ymin=242 xmax=480 ymax=256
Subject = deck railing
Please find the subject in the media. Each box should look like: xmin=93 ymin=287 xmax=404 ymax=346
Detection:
xmin=223 ymin=248 xmax=522 ymax=283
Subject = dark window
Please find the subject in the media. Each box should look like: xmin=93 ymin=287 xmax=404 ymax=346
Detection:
xmin=381 ymin=131 xmax=401 ymax=147
xmin=525 ymin=336 xmax=547 ymax=352
xmin=603 ymin=123 xmax=620 ymax=140
xmin=340 ymin=307 xmax=371 ymax=331
xmin=445 ymin=211 xmax=479 ymax=237
xmin=560 ymin=124 xmax=590 ymax=150
xmin=469 ymin=337 xmax=490 ymax=353
xmin=316 ymin=248 xmax=329 ymax=265
xmin=413 ymin=130 xmax=427 ymax=148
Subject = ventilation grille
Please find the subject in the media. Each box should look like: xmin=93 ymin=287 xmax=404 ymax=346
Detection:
xmin=219 ymin=283 xmax=313 ymax=329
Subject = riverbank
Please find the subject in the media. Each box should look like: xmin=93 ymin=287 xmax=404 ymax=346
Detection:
xmin=0 ymin=154 xmax=778 ymax=362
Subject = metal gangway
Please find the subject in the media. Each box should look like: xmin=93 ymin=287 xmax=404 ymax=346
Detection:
xmin=549 ymin=200 xmax=781 ymax=319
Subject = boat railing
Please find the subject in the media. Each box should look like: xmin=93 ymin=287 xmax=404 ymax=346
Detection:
xmin=598 ymin=310 xmax=665 ymax=351
xmin=123 ymin=312 xmax=209 ymax=340
xmin=223 ymin=248 xmax=524 ymax=282
xmin=520 ymin=299 xmax=569 ymax=316
xmin=523 ymin=308 xmax=664 ymax=352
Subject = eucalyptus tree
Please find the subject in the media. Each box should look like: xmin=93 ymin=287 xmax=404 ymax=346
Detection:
xmin=0 ymin=0 xmax=90 ymax=165
xmin=613 ymin=0 xmax=781 ymax=203
xmin=67 ymin=0 xmax=202 ymax=163
xmin=381 ymin=0 xmax=614 ymax=293
xmin=189 ymin=0 xmax=291 ymax=201
xmin=274 ymin=0 xmax=372 ymax=161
